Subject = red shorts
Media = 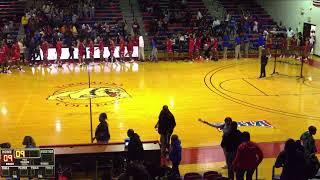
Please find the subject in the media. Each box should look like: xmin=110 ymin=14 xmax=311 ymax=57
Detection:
xmin=267 ymin=44 xmax=272 ymax=49
xmin=12 ymin=54 xmax=20 ymax=61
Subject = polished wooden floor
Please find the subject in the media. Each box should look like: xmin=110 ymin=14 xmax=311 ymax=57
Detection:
xmin=1 ymin=58 xmax=320 ymax=179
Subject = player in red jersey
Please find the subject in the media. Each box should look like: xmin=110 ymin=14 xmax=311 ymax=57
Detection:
xmin=55 ymin=39 xmax=63 ymax=67
xmin=89 ymin=39 xmax=95 ymax=64
xmin=290 ymin=35 xmax=297 ymax=58
xmin=303 ymin=38 xmax=311 ymax=62
xmin=10 ymin=40 xmax=24 ymax=72
xmin=188 ymin=35 xmax=195 ymax=60
xmin=78 ymin=39 xmax=85 ymax=65
xmin=280 ymin=36 xmax=287 ymax=58
xmin=109 ymin=38 xmax=115 ymax=63
xmin=0 ymin=42 xmax=10 ymax=73
xmin=0 ymin=43 xmax=7 ymax=73
xmin=41 ymin=39 xmax=49 ymax=66
xmin=126 ymin=37 xmax=134 ymax=62
xmin=266 ymin=35 xmax=273 ymax=57
xmin=119 ymin=36 xmax=126 ymax=63
xmin=211 ymin=37 xmax=219 ymax=61
xmin=166 ymin=37 xmax=173 ymax=61
xmin=195 ymin=36 xmax=201 ymax=59
xmin=98 ymin=37 xmax=105 ymax=62
xmin=203 ymin=37 xmax=211 ymax=60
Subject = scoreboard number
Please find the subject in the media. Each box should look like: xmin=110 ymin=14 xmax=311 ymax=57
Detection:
xmin=3 ymin=155 xmax=13 ymax=162
xmin=15 ymin=150 xmax=25 ymax=158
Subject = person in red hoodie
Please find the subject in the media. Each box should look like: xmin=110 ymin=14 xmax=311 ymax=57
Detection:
xmin=109 ymin=38 xmax=115 ymax=63
xmin=194 ymin=36 xmax=201 ymax=59
xmin=211 ymin=37 xmax=219 ymax=61
xmin=98 ymin=37 xmax=104 ymax=62
xmin=78 ymin=39 xmax=85 ymax=65
xmin=188 ymin=35 xmax=194 ymax=60
xmin=11 ymin=40 xmax=23 ymax=71
xmin=119 ymin=36 xmax=126 ymax=63
xmin=126 ymin=37 xmax=134 ymax=62
xmin=232 ymin=132 xmax=263 ymax=180
xmin=166 ymin=37 xmax=173 ymax=61
xmin=89 ymin=39 xmax=95 ymax=64
xmin=41 ymin=39 xmax=49 ymax=66
xmin=56 ymin=39 xmax=63 ymax=67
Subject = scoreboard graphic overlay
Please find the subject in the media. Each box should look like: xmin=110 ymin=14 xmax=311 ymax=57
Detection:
xmin=0 ymin=148 xmax=55 ymax=178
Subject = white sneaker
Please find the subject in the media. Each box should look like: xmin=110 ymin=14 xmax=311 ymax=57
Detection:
xmin=7 ymin=70 xmax=12 ymax=74
xmin=19 ymin=68 xmax=25 ymax=72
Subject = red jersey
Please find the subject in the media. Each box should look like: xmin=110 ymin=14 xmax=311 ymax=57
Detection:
xmin=0 ymin=46 xmax=6 ymax=63
xmin=212 ymin=38 xmax=219 ymax=50
xmin=119 ymin=39 xmax=125 ymax=55
xmin=127 ymin=40 xmax=133 ymax=53
xmin=189 ymin=38 xmax=194 ymax=51
xmin=56 ymin=41 xmax=63 ymax=56
xmin=109 ymin=40 xmax=115 ymax=53
xmin=78 ymin=42 xmax=85 ymax=56
xmin=166 ymin=39 xmax=173 ymax=53
xmin=89 ymin=40 xmax=94 ymax=57
xmin=195 ymin=37 xmax=201 ymax=51
xmin=41 ymin=41 xmax=49 ymax=57
xmin=99 ymin=40 xmax=104 ymax=54
xmin=12 ymin=42 xmax=20 ymax=61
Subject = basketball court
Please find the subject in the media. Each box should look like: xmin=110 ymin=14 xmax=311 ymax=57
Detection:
xmin=1 ymin=58 xmax=320 ymax=179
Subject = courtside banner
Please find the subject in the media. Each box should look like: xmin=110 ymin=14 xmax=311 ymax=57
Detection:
xmin=314 ymin=0 xmax=320 ymax=7
xmin=36 ymin=46 xmax=139 ymax=60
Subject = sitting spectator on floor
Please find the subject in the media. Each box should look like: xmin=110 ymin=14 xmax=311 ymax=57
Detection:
xmin=300 ymin=126 xmax=317 ymax=156
xmin=275 ymin=138 xmax=308 ymax=180
xmin=23 ymin=136 xmax=36 ymax=148
xmin=169 ymin=134 xmax=182 ymax=177
xmin=127 ymin=129 xmax=144 ymax=162
xmin=94 ymin=113 xmax=110 ymax=143
xmin=233 ymin=132 xmax=263 ymax=180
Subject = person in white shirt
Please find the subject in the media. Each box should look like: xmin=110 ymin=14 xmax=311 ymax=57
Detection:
xmin=212 ymin=18 xmax=221 ymax=28
xmin=139 ymin=34 xmax=145 ymax=61
xmin=197 ymin=10 xmax=202 ymax=21
xmin=286 ymin=27 xmax=295 ymax=49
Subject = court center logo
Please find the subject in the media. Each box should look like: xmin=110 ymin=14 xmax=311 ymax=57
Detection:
xmin=47 ymin=82 xmax=130 ymax=107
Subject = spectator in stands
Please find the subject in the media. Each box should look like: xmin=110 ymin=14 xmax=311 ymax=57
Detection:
xmin=127 ymin=129 xmax=144 ymax=162
xmin=169 ymin=134 xmax=182 ymax=177
xmin=138 ymin=34 xmax=145 ymax=61
xmin=221 ymin=121 xmax=242 ymax=180
xmin=23 ymin=136 xmax=36 ymax=148
xmin=259 ymin=49 xmax=268 ymax=78
xmin=132 ymin=19 xmax=140 ymax=35
xmin=275 ymin=138 xmax=308 ymax=180
xmin=234 ymin=34 xmax=241 ymax=59
xmin=155 ymin=105 xmax=176 ymax=155
xmin=233 ymin=132 xmax=263 ymax=180
xmin=300 ymin=126 xmax=317 ymax=156
xmin=94 ymin=113 xmax=110 ymax=143
xmin=21 ymin=14 xmax=29 ymax=33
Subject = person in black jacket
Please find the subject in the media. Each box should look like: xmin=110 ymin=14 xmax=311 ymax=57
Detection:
xmin=259 ymin=49 xmax=268 ymax=78
xmin=221 ymin=121 xmax=242 ymax=180
xmin=275 ymin=139 xmax=308 ymax=180
xmin=94 ymin=113 xmax=110 ymax=143
xmin=155 ymin=105 xmax=176 ymax=154
xmin=127 ymin=129 xmax=144 ymax=162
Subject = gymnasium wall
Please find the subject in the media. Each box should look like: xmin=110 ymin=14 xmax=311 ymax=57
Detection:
xmin=256 ymin=0 xmax=320 ymax=56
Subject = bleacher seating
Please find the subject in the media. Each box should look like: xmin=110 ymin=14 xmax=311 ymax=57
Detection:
xmin=219 ymin=0 xmax=276 ymax=29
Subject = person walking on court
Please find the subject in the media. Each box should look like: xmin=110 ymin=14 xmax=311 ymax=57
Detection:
xmin=94 ymin=113 xmax=110 ymax=143
xmin=155 ymin=105 xmax=176 ymax=154
xmin=259 ymin=49 xmax=268 ymax=78
xmin=221 ymin=121 xmax=242 ymax=180
xmin=233 ymin=132 xmax=264 ymax=180
xmin=23 ymin=136 xmax=36 ymax=148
